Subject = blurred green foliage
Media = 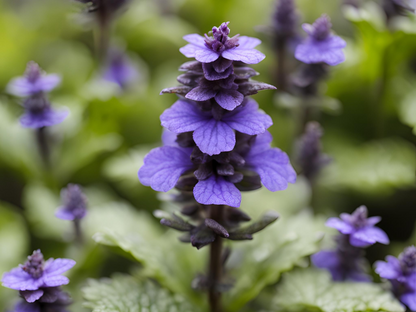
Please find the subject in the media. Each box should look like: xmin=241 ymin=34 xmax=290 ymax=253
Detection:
xmin=1 ymin=0 xmax=416 ymax=311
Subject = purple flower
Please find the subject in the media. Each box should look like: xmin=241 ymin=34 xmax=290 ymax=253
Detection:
xmin=19 ymin=94 xmax=69 ymax=129
xmin=295 ymin=122 xmax=331 ymax=181
xmin=160 ymin=98 xmax=272 ymax=155
xmin=138 ymin=131 xmax=295 ymax=207
xmin=14 ymin=287 xmax=71 ymax=312
xmin=185 ymin=75 xmax=245 ymax=111
xmin=376 ymin=246 xmax=416 ymax=311
xmin=7 ymin=62 xmax=61 ymax=97
xmin=55 ymin=184 xmax=88 ymax=221
xmin=180 ymin=22 xmax=265 ymax=65
xmin=326 ymin=205 xmax=389 ymax=247
xmin=103 ymin=48 xmax=139 ymax=89
xmin=2 ymin=250 xmax=75 ymax=291
xmin=312 ymin=249 xmax=371 ymax=282
xmin=273 ymin=0 xmax=299 ymax=38
xmin=295 ymin=14 xmax=346 ymax=66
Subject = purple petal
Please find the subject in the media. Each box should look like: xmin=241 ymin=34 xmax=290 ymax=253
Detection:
xmin=212 ymin=57 xmax=233 ymax=73
xmin=1 ymin=268 xmax=43 ymax=291
xmin=295 ymin=36 xmax=346 ymax=66
xmin=350 ymin=226 xmax=390 ymax=247
xmin=237 ymin=36 xmax=262 ymax=49
xmin=55 ymin=207 xmax=75 ymax=221
xmin=44 ymin=258 xmax=76 ymax=276
xmin=222 ymin=48 xmax=265 ymax=65
xmin=14 ymin=300 xmax=41 ymax=312
xmin=202 ymin=62 xmax=233 ymax=81
xmin=222 ymin=99 xmax=272 ymax=134
xmin=195 ymin=49 xmax=220 ymax=63
xmin=194 ymin=175 xmax=241 ymax=207
xmin=183 ymin=34 xmax=206 ymax=47
xmin=20 ymin=108 xmax=69 ymax=129
xmin=162 ymin=129 xmax=179 ymax=147
xmin=185 ymin=87 xmax=217 ymax=102
xmin=366 ymin=216 xmax=381 ymax=226
xmin=245 ymin=132 xmax=296 ymax=191
xmin=214 ymin=89 xmax=244 ymax=111
xmin=7 ymin=78 xmax=34 ymax=97
xmin=312 ymin=250 xmax=339 ymax=269
xmin=179 ymin=44 xmax=201 ymax=58
xmin=401 ymin=292 xmax=416 ymax=311
xmin=325 ymin=217 xmax=354 ymax=234
xmin=36 ymin=75 xmax=61 ymax=93
xmin=42 ymin=275 xmax=69 ymax=287
xmin=20 ymin=289 xmax=44 ymax=303
xmin=375 ymin=256 xmax=401 ymax=280
xmin=160 ymin=99 xmax=209 ymax=133
xmin=193 ymin=119 xmax=235 ymax=156
xmin=138 ymin=146 xmax=194 ymax=192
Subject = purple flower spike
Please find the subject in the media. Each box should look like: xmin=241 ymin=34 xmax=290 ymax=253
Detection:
xmin=1 ymin=250 xmax=75 ymax=291
xmin=55 ymin=184 xmax=88 ymax=221
xmin=103 ymin=48 xmax=139 ymax=89
xmin=244 ymin=131 xmax=296 ymax=191
xmin=160 ymin=98 xmax=272 ymax=155
xmin=7 ymin=62 xmax=61 ymax=97
xmin=326 ymin=205 xmax=389 ymax=247
xmin=295 ymin=14 xmax=346 ymax=66
xmin=180 ymin=22 xmax=265 ymax=65
xmin=375 ymin=246 xmax=416 ymax=311
xmin=15 ymin=287 xmax=72 ymax=312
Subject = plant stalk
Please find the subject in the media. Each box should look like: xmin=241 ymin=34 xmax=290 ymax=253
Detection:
xmin=36 ymin=127 xmax=50 ymax=167
xmin=208 ymin=205 xmax=223 ymax=312
xmin=96 ymin=0 xmax=110 ymax=63
xmin=276 ymin=37 xmax=287 ymax=92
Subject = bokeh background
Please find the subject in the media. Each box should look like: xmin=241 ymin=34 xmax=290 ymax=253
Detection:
xmin=1 ymin=0 xmax=416 ymax=311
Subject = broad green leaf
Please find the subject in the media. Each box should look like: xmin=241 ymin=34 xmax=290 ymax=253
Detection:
xmin=224 ymin=211 xmax=328 ymax=312
xmin=271 ymin=268 xmax=404 ymax=312
xmin=0 ymin=202 xmax=29 ymax=311
xmin=322 ymin=138 xmax=416 ymax=195
xmin=92 ymin=204 xmax=206 ymax=306
xmin=83 ymin=274 xmax=200 ymax=312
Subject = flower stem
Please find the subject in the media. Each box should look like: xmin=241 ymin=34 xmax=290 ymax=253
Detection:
xmin=36 ymin=127 xmax=50 ymax=167
xmin=96 ymin=0 xmax=110 ymax=63
xmin=73 ymin=219 xmax=83 ymax=245
xmin=208 ymin=205 xmax=223 ymax=312
xmin=276 ymin=38 xmax=287 ymax=92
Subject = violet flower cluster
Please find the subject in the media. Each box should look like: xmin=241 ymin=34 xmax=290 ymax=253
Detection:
xmin=139 ymin=22 xmax=296 ymax=249
xmin=273 ymin=0 xmax=299 ymax=42
xmin=55 ymin=184 xmax=87 ymax=222
xmin=7 ymin=62 xmax=68 ymax=129
xmin=1 ymin=250 xmax=75 ymax=312
xmin=312 ymin=206 xmax=389 ymax=281
xmin=376 ymin=246 xmax=416 ymax=311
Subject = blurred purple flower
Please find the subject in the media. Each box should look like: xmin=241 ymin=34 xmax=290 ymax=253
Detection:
xmin=295 ymin=14 xmax=346 ymax=66
xmin=19 ymin=94 xmax=69 ymax=129
xmin=14 ymin=287 xmax=71 ymax=312
xmin=376 ymin=246 xmax=416 ymax=311
xmin=273 ymin=0 xmax=299 ymax=39
xmin=326 ymin=205 xmax=389 ymax=247
xmin=55 ymin=184 xmax=87 ymax=221
xmin=180 ymin=22 xmax=265 ymax=64
xmin=2 ymin=250 xmax=75 ymax=291
xmin=103 ymin=48 xmax=139 ymax=89
xmin=7 ymin=62 xmax=61 ymax=97
xmin=160 ymin=98 xmax=272 ymax=155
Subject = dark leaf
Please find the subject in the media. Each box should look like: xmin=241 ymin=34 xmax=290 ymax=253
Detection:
xmin=230 ymin=211 xmax=279 ymax=235
xmin=160 ymin=214 xmax=193 ymax=231
xmin=179 ymin=61 xmax=203 ymax=72
xmin=160 ymin=86 xmax=192 ymax=96
xmin=190 ymin=226 xmax=216 ymax=249
xmin=227 ymin=233 xmax=253 ymax=240
xmin=238 ymin=81 xmax=277 ymax=96
xmin=234 ymin=67 xmax=259 ymax=80
xmin=205 ymin=219 xmax=229 ymax=238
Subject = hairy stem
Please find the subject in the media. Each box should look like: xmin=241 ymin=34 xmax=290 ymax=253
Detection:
xmin=208 ymin=205 xmax=223 ymax=312
xmin=36 ymin=127 xmax=50 ymax=167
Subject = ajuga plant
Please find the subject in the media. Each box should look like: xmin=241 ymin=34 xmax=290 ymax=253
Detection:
xmin=312 ymin=206 xmax=389 ymax=281
xmin=383 ymin=0 xmax=415 ymax=23
xmin=139 ymin=22 xmax=296 ymax=311
xmin=1 ymin=250 xmax=75 ymax=312
xmin=7 ymin=62 xmax=68 ymax=166
xmin=55 ymin=184 xmax=88 ymax=244
xmin=376 ymin=246 xmax=416 ymax=310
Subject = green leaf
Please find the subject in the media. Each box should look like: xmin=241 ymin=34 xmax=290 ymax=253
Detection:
xmin=271 ymin=268 xmax=405 ymax=312
xmin=321 ymin=138 xmax=416 ymax=195
xmin=83 ymin=274 xmax=200 ymax=312
xmin=224 ymin=211 xmax=328 ymax=312
xmin=0 ymin=202 xmax=29 ymax=311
